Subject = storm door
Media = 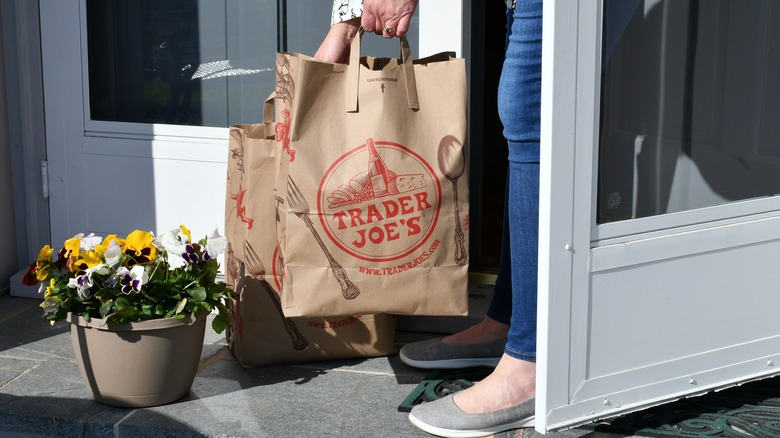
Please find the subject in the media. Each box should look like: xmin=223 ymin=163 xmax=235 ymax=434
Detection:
xmin=537 ymin=0 xmax=780 ymax=431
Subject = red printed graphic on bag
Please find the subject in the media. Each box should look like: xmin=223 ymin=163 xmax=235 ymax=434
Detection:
xmin=229 ymin=183 xmax=254 ymax=230
xmin=318 ymin=138 xmax=441 ymax=263
xmin=275 ymin=109 xmax=295 ymax=162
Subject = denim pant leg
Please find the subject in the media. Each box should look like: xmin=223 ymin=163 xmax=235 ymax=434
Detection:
xmin=486 ymin=178 xmax=513 ymax=328
xmin=487 ymin=0 xmax=543 ymax=362
xmin=485 ymin=7 xmax=518 ymax=330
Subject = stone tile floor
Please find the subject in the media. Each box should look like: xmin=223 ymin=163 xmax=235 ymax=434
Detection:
xmin=0 ymin=293 xmax=632 ymax=438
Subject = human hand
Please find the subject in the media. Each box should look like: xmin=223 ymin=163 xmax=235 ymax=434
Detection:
xmin=361 ymin=0 xmax=419 ymax=39
xmin=314 ymin=18 xmax=361 ymax=64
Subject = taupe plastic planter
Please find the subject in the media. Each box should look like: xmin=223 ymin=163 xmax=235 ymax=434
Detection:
xmin=67 ymin=312 xmax=207 ymax=408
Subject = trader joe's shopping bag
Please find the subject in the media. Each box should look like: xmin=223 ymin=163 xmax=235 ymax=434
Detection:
xmin=274 ymin=31 xmax=469 ymax=318
xmin=224 ymin=96 xmax=397 ymax=367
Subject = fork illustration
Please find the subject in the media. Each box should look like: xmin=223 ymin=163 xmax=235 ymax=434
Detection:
xmin=287 ymin=176 xmax=360 ymax=300
xmin=243 ymin=241 xmax=309 ymax=350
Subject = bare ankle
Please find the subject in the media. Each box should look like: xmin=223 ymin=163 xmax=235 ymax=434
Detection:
xmin=442 ymin=317 xmax=509 ymax=345
xmin=453 ymin=356 xmax=535 ymax=413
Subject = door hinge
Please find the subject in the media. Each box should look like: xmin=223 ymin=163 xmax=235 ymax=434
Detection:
xmin=41 ymin=160 xmax=49 ymax=200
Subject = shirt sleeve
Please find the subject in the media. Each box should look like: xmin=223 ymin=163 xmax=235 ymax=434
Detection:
xmin=331 ymin=0 xmax=363 ymax=25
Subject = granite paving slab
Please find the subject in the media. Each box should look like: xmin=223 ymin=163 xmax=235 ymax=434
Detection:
xmin=0 ymin=298 xmax=72 ymax=361
xmin=0 ymin=294 xmax=624 ymax=438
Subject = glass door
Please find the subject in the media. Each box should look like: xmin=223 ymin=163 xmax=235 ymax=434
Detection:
xmin=537 ymin=0 xmax=780 ymax=431
xmin=85 ymin=1 xmax=275 ymax=129
xmin=41 ymin=0 xmax=282 ymax=246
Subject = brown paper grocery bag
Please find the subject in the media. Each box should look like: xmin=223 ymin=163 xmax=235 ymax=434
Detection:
xmin=274 ymin=30 xmax=469 ymax=318
xmin=225 ymin=96 xmax=397 ymax=367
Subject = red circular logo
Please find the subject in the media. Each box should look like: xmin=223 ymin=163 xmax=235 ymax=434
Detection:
xmin=318 ymin=140 xmax=441 ymax=262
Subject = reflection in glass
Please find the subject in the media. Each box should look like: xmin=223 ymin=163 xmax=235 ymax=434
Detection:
xmin=598 ymin=1 xmax=780 ymax=223
xmin=86 ymin=0 xmax=277 ymax=127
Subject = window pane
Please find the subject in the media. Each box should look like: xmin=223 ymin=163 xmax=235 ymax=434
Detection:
xmin=87 ymin=0 xmax=277 ymax=127
xmin=598 ymin=0 xmax=780 ymax=223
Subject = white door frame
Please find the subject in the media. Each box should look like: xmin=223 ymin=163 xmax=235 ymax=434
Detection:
xmin=418 ymin=0 xmax=466 ymax=58
xmin=2 ymin=0 xmax=49 ymax=265
xmin=537 ymin=1 xmax=780 ymax=432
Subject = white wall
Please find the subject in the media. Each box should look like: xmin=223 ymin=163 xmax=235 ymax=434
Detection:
xmin=0 ymin=23 xmax=19 ymax=292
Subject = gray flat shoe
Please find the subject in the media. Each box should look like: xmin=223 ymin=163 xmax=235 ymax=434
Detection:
xmin=399 ymin=338 xmax=505 ymax=369
xmin=408 ymin=394 xmax=535 ymax=437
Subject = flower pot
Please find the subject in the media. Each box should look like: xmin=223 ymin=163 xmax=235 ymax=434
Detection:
xmin=67 ymin=312 xmax=207 ymax=408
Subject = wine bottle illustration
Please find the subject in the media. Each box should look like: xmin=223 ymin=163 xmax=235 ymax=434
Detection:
xmin=366 ymin=138 xmax=391 ymax=197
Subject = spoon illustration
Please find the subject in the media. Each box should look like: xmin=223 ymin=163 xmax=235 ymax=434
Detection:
xmin=437 ymin=135 xmax=468 ymax=266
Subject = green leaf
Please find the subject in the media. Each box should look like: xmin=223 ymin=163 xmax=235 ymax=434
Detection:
xmin=211 ymin=313 xmax=228 ymax=334
xmin=188 ymin=286 xmax=207 ymax=302
xmin=155 ymin=303 xmax=168 ymax=316
xmin=114 ymin=296 xmax=130 ymax=310
xmin=99 ymin=300 xmax=114 ymax=319
xmin=174 ymin=298 xmax=187 ymax=314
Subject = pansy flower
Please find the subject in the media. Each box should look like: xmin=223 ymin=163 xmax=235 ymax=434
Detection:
xmin=92 ymin=235 xmax=120 ymax=260
xmin=204 ymin=228 xmax=227 ymax=261
xmin=182 ymin=244 xmax=200 ymax=264
xmin=71 ymin=249 xmax=105 ymax=273
xmin=54 ymin=247 xmax=69 ymax=270
xmin=21 ymin=262 xmax=39 ymax=286
xmin=103 ymin=239 xmax=123 ymax=269
xmin=179 ymin=225 xmax=193 ymax=246
xmin=68 ymin=273 xmax=94 ymax=300
xmin=42 ymin=278 xmax=56 ymax=299
xmin=114 ymin=266 xmax=148 ymax=294
xmin=80 ymin=233 xmax=102 ymax=251
xmin=178 ymin=225 xmax=199 ymax=264
xmin=22 ymin=245 xmax=57 ymax=286
xmin=34 ymin=245 xmax=55 ymax=281
xmin=124 ymin=230 xmax=157 ymax=266
xmin=62 ymin=232 xmax=101 ymax=272
xmin=63 ymin=234 xmax=83 ymax=272
xmin=153 ymin=227 xmax=187 ymax=266
xmin=67 ymin=263 xmax=109 ymax=299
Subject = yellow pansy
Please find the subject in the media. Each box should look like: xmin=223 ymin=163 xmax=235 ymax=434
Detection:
xmin=104 ymin=234 xmax=125 ymax=247
xmin=44 ymin=278 xmax=56 ymax=299
xmin=124 ymin=230 xmax=157 ymax=265
xmin=78 ymin=250 xmax=105 ymax=269
xmin=35 ymin=245 xmax=55 ymax=281
xmin=179 ymin=225 xmax=193 ymax=245
xmin=64 ymin=235 xmax=82 ymax=272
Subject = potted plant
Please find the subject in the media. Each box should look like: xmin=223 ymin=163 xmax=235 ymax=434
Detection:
xmin=21 ymin=225 xmax=232 ymax=407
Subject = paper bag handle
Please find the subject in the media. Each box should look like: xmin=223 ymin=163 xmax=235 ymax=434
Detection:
xmin=347 ymin=28 xmax=419 ymax=112
xmin=263 ymin=92 xmax=275 ymax=138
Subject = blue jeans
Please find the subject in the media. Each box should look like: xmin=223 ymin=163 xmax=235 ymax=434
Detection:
xmin=486 ymin=0 xmax=542 ymax=362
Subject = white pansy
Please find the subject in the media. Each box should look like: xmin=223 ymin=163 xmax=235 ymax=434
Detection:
xmin=154 ymin=228 xmax=185 ymax=254
xmin=87 ymin=263 xmax=110 ymax=277
xmin=67 ymin=263 xmax=109 ymax=300
xmin=129 ymin=265 xmax=148 ymax=286
xmin=205 ymin=228 xmax=227 ymax=259
xmin=68 ymin=274 xmax=93 ymax=300
xmin=80 ymin=233 xmax=103 ymax=251
xmin=104 ymin=240 xmax=123 ymax=269
xmin=114 ymin=265 xmax=149 ymax=294
xmin=153 ymin=228 xmax=187 ymax=266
